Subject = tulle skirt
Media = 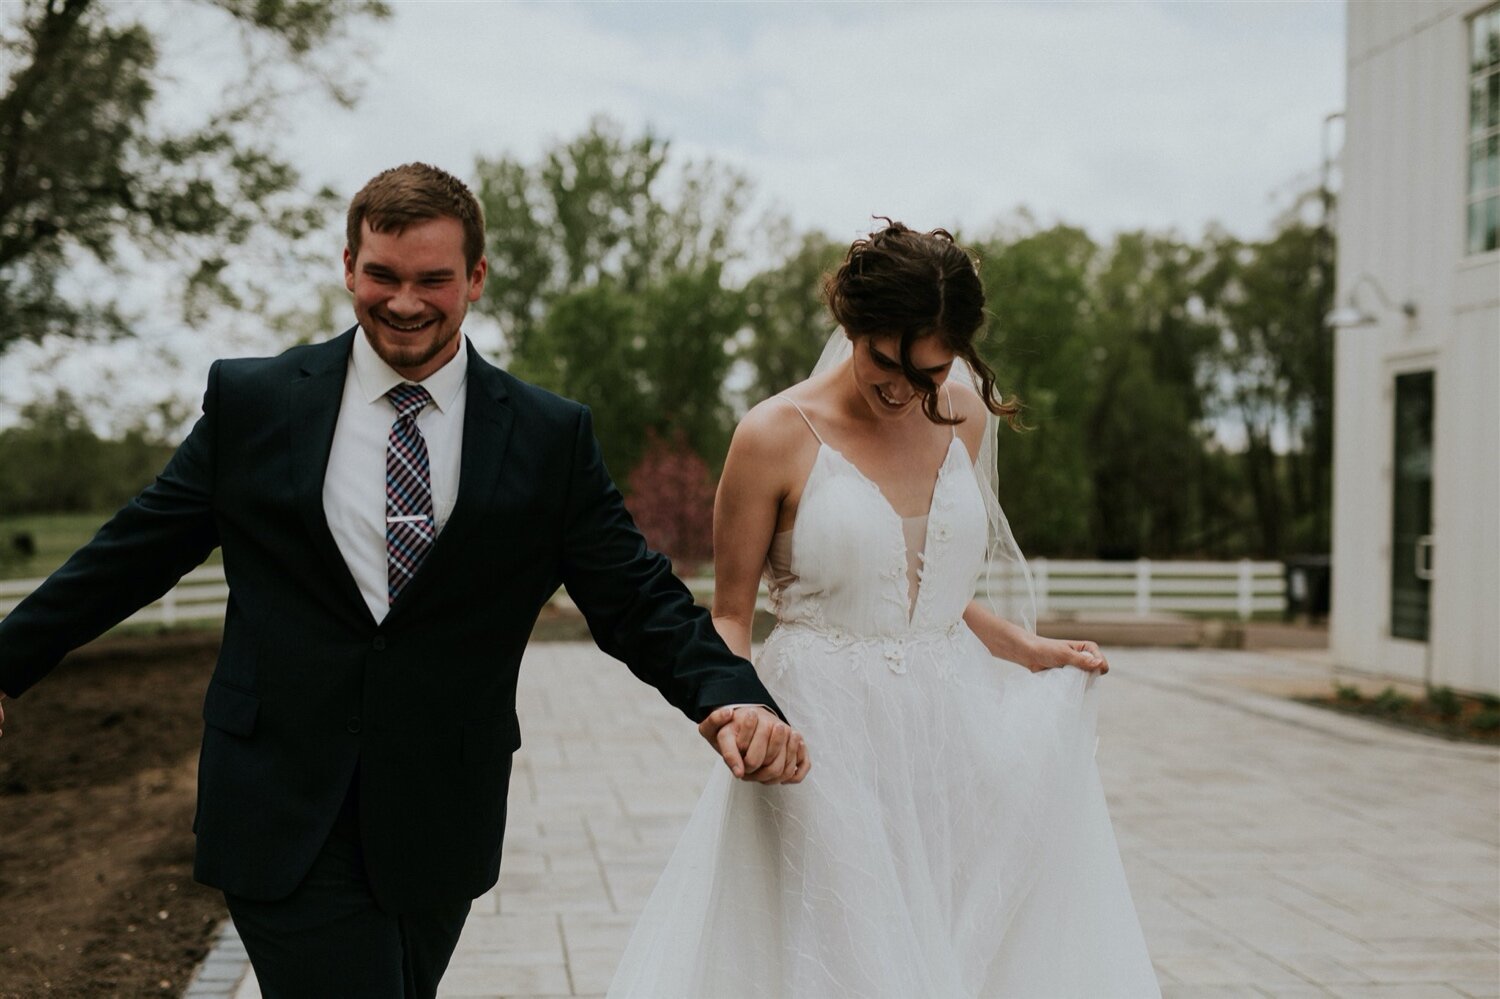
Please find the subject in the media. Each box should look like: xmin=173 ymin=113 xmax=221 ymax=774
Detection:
xmin=606 ymin=622 xmax=1160 ymax=998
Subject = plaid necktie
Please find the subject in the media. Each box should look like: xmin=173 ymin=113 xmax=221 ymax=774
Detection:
xmin=385 ymin=383 xmax=434 ymax=604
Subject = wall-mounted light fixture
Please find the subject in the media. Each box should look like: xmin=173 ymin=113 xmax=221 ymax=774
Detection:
xmin=1325 ymin=273 xmax=1419 ymax=329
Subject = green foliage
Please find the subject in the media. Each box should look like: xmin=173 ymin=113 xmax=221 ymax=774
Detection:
xmin=975 ymin=224 xmax=1099 ymax=555
xmin=1425 ymin=685 xmax=1463 ymax=721
xmin=0 ymin=393 xmax=173 ymax=516
xmin=1472 ymin=710 xmax=1500 ymax=733
xmin=1371 ymin=686 xmax=1413 ymax=716
xmin=1305 ymin=683 xmax=1500 ymax=743
xmin=1085 ymin=232 xmax=1224 ymax=557
xmin=0 ymin=0 xmax=388 ymax=352
xmin=1334 ymin=682 xmax=1363 ymax=704
xmin=1200 ymin=192 xmax=1335 ymax=556
xmin=968 ymin=222 xmax=1263 ymax=558
xmin=739 ymin=229 xmax=845 ymax=401
xmin=474 ymin=118 xmax=750 ymax=475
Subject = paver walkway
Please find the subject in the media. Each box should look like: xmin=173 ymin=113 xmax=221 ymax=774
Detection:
xmin=186 ymin=644 xmax=1499 ymax=999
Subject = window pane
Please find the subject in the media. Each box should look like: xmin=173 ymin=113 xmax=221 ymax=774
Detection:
xmin=1491 ymin=71 xmax=1500 ymax=128
xmin=1489 ymin=8 xmax=1500 ymax=70
xmin=1491 ymin=134 xmax=1500 ymax=190
xmin=1473 ymin=139 xmax=1489 ymax=194
xmin=1476 ymin=78 xmax=1490 ymax=135
xmin=1482 ymin=8 xmax=1494 ymax=71
xmin=1469 ymin=197 xmax=1499 ymax=254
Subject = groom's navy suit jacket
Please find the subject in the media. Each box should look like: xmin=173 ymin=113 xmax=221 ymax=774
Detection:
xmin=0 ymin=329 xmax=779 ymax=911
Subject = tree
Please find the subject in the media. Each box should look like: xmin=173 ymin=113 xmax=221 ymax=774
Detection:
xmin=1082 ymin=232 xmax=1224 ymax=557
xmin=473 ymin=118 xmax=751 ymax=475
xmin=0 ymin=391 xmax=173 ymax=514
xmin=1202 ymin=191 xmax=1336 ymax=556
xmin=0 ymin=0 xmax=388 ymax=354
xmin=737 ymin=229 xmax=843 ymax=402
xmin=974 ymin=223 xmax=1100 ymax=556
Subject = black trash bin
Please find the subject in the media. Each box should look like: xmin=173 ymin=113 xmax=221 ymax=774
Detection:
xmin=1284 ymin=555 xmax=1331 ymax=622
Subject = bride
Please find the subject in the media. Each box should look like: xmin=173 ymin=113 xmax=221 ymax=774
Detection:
xmin=607 ymin=222 xmax=1160 ymax=998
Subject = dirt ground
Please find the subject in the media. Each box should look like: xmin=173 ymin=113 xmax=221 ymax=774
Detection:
xmin=0 ymin=631 xmax=224 ymax=998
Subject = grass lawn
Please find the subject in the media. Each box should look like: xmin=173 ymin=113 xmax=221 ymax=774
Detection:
xmin=0 ymin=511 xmax=222 ymax=583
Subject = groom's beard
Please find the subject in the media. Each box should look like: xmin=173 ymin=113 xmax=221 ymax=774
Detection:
xmin=360 ymin=310 xmax=463 ymax=375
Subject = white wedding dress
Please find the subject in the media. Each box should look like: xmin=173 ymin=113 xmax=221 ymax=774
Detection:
xmin=607 ymin=402 xmax=1160 ymax=998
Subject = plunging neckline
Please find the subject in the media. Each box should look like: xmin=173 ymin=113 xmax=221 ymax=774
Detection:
xmin=782 ymin=436 xmax=967 ymax=626
xmin=817 ymin=437 xmax=963 ymax=526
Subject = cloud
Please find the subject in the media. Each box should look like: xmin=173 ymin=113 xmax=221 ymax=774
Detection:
xmin=284 ymin=1 xmax=1342 ymax=240
xmin=0 ymin=1 xmax=1345 ymax=432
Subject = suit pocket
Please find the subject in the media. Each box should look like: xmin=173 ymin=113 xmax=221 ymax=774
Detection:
xmin=202 ymin=682 xmax=259 ymax=737
xmin=462 ymin=712 xmax=522 ymax=763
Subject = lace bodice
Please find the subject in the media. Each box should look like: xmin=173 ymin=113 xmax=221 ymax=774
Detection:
xmin=765 ymin=435 xmax=988 ymax=639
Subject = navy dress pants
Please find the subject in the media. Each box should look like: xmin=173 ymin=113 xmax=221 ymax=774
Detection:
xmin=224 ymin=778 xmax=471 ymax=999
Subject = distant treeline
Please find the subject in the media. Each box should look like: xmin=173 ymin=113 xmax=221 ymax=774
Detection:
xmin=0 ymin=119 xmax=1332 ymax=563
xmin=0 ymin=395 xmax=174 ymax=516
xmin=472 ymin=120 xmax=1333 ymax=562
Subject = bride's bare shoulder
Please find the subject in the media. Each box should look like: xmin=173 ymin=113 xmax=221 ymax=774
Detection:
xmin=730 ymin=386 xmax=824 ymax=472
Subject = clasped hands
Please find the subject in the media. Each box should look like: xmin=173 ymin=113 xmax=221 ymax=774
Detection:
xmin=698 ymin=705 xmax=809 ymax=784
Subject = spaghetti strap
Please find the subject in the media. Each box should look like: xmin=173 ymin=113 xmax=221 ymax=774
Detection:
xmin=779 ymin=395 xmax=826 ymax=446
xmin=945 ymin=384 xmax=957 ymax=438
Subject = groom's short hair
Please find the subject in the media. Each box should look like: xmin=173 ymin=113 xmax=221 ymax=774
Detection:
xmin=347 ymin=163 xmax=486 ymax=270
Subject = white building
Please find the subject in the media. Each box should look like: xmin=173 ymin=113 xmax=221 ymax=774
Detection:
xmin=1331 ymin=1 xmax=1500 ymax=696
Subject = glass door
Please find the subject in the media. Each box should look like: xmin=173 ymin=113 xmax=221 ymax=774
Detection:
xmin=1390 ymin=371 xmax=1434 ymax=642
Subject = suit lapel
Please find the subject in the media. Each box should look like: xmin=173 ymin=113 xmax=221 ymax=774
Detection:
xmin=288 ymin=328 xmax=375 ymax=626
xmin=384 ymin=341 xmax=514 ymax=622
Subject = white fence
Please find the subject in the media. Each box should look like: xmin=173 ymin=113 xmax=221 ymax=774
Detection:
xmin=686 ymin=557 xmax=1284 ymax=621
xmin=0 ymin=558 xmax=1285 ymax=629
xmin=0 ymin=565 xmax=230 ymax=628
xmin=979 ymin=558 xmax=1284 ymax=620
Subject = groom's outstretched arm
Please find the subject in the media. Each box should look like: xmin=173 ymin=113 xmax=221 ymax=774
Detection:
xmin=0 ymin=363 xmax=222 ymax=701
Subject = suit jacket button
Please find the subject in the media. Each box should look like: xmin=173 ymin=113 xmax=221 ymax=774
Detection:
xmin=372 ymin=637 xmax=387 ymax=651
xmin=346 ymin=716 xmax=362 ymax=734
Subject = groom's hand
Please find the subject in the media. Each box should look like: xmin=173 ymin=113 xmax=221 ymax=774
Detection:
xmin=698 ymin=706 xmax=809 ymax=785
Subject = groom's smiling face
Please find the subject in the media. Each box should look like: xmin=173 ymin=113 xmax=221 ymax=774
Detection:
xmin=344 ymin=216 xmax=488 ymax=382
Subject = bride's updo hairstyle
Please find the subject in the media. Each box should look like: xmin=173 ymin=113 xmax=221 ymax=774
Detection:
xmin=825 ymin=220 xmax=1020 ymax=427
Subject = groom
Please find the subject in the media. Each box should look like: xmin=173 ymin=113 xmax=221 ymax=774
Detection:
xmin=0 ymin=163 xmax=806 ymax=997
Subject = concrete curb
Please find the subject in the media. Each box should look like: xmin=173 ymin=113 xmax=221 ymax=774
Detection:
xmin=181 ymin=920 xmax=254 ymax=999
xmin=1130 ymin=657 xmax=1500 ymax=764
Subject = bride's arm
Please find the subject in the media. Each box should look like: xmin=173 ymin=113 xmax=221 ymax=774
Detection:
xmin=947 ymin=381 xmax=1108 ymax=675
xmin=710 ymin=403 xmax=794 ymax=661
xmin=702 ymin=405 xmax=814 ymax=784
xmin=963 ymin=601 xmax=1109 ymax=673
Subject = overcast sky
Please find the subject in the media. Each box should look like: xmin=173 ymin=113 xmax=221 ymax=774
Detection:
xmin=1 ymin=0 xmax=1346 ymax=434
xmin=296 ymin=0 xmax=1345 ymax=241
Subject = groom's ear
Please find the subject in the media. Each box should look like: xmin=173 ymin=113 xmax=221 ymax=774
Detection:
xmin=344 ymin=246 xmax=357 ymax=292
xmin=466 ymin=255 xmax=488 ymax=302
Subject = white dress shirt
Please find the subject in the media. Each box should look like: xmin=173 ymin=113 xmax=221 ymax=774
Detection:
xmin=323 ymin=328 xmax=468 ymax=623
